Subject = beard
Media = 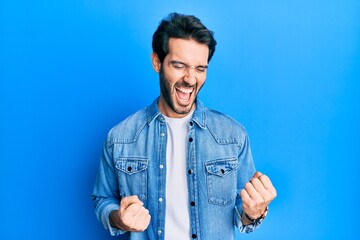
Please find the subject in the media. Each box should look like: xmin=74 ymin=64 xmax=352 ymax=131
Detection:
xmin=159 ymin=67 xmax=201 ymax=116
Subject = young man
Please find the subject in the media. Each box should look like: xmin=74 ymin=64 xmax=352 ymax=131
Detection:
xmin=92 ymin=13 xmax=276 ymax=240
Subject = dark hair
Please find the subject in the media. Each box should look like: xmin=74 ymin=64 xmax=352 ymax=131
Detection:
xmin=152 ymin=12 xmax=217 ymax=63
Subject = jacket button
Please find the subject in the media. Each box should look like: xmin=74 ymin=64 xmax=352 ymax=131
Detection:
xmin=189 ymin=137 xmax=193 ymax=142
xmin=190 ymin=201 xmax=195 ymax=206
xmin=190 ymin=121 xmax=193 ymax=126
xmin=192 ymin=234 xmax=197 ymax=238
xmin=127 ymin=166 xmax=132 ymax=172
xmin=188 ymin=169 xmax=192 ymax=174
xmin=221 ymin=169 xmax=225 ymax=174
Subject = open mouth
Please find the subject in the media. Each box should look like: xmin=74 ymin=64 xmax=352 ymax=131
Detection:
xmin=175 ymin=86 xmax=193 ymax=104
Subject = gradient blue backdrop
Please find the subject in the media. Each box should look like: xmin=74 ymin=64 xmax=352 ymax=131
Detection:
xmin=1 ymin=1 xmax=359 ymax=239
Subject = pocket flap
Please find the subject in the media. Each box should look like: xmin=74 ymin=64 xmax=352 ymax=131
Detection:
xmin=116 ymin=158 xmax=148 ymax=175
xmin=205 ymin=158 xmax=238 ymax=177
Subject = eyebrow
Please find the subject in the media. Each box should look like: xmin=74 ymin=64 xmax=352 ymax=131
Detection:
xmin=170 ymin=60 xmax=208 ymax=69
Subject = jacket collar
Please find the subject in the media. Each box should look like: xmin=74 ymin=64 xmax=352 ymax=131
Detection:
xmin=146 ymin=97 xmax=207 ymax=129
xmin=146 ymin=98 xmax=162 ymax=125
xmin=192 ymin=99 xmax=207 ymax=129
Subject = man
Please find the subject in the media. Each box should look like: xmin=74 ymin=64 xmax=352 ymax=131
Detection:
xmin=92 ymin=13 xmax=276 ymax=240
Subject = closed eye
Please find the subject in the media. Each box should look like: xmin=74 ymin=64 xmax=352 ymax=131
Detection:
xmin=170 ymin=61 xmax=208 ymax=73
xmin=170 ymin=61 xmax=187 ymax=70
xmin=195 ymin=66 xmax=208 ymax=73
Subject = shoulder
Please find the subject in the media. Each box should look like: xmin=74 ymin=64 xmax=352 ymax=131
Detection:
xmin=206 ymin=108 xmax=245 ymax=129
xmin=206 ymin=108 xmax=246 ymax=131
xmin=205 ymin=107 xmax=249 ymax=145
xmin=106 ymin=107 xmax=148 ymax=145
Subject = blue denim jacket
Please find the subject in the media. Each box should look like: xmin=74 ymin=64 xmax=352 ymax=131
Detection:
xmin=92 ymin=98 xmax=262 ymax=240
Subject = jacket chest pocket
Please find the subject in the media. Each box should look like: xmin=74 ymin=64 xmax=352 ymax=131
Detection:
xmin=115 ymin=158 xmax=148 ymax=200
xmin=205 ymin=158 xmax=238 ymax=206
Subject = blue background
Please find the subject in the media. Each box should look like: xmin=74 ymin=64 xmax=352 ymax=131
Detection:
xmin=1 ymin=1 xmax=359 ymax=239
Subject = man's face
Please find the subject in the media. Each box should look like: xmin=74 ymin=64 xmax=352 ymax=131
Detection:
xmin=152 ymin=38 xmax=209 ymax=118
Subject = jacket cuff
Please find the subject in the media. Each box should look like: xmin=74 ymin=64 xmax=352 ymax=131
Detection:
xmin=234 ymin=205 xmax=263 ymax=233
xmin=101 ymin=203 xmax=127 ymax=236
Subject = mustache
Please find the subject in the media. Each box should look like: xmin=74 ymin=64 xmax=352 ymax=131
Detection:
xmin=175 ymin=82 xmax=196 ymax=88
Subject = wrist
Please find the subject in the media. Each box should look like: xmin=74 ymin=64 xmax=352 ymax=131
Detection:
xmin=242 ymin=206 xmax=269 ymax=224
xmin=109 ymin=210 xmax=121 ymax=229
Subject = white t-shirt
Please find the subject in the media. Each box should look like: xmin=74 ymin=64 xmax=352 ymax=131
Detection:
xmin=163 ymin=112 xmax=193 ymax=240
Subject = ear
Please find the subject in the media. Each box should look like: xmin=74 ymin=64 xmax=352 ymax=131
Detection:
xmin=151 ymin=52 xmax=161 ymax=73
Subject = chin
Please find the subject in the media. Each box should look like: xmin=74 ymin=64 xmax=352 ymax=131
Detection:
xmin=173 ymin=102 xmax=195 ymax=115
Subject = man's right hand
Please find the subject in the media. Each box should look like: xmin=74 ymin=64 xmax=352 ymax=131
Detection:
xmin=110 ymin=195 xmax=151 ymax=232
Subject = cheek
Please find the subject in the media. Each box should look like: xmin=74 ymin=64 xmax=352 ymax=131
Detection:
xmin=164 ymin=72 xmax=183 ymax=87
xmin=196 ymin=77 xmax=206 ymax=89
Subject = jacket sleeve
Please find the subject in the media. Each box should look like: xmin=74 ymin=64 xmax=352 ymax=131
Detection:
xmin=91 ymin=136 xmax=126 ymax=236
xmin=233 ymin=130 xmax=263 ymax=233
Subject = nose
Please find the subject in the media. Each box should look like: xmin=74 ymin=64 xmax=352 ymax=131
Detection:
xmin=183 ymin=67 xmax=196 ymax=85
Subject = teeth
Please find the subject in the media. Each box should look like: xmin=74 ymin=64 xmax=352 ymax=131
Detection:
xmin=177 ymin=87 xmax=193 ymax=93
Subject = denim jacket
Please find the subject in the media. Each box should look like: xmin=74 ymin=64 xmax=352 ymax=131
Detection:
xmin=92 ymin=98 xmax=262 ymax=240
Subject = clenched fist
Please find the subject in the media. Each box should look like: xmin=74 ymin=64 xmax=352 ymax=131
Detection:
xmin=240 ymin=172 xmax=276 ymax=224
xmin=110 ymin=195 xmax=151 ymax=232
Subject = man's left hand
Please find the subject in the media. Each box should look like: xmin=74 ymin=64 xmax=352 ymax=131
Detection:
xmin=240 ymin=171 xmax=277 ymax=221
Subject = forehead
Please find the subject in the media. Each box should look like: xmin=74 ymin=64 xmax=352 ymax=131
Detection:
xmin=167 ymin=38 xmax=209 ymax=64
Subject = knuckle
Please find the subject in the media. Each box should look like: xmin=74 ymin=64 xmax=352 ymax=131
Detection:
xmin=131 ymin=195 xmax=139 ymax=200
xmin=252 ymin=178 xmax=260 ymax=185
xmin=140 ymin=218 xmax=150 ymax=231
xmin=263 ymin=192 xmax=271 ymax=202
xmin=254 ymin=199 xmax=262 ymax=206
xmin=273 ymin=189 xmax=277 ymax=198
xmin=260 ymin=174 xmax=269 ymax=181
xmin=137 ymin=224 xmax=144 ymax=232
xmin=240 ymin=189 xmax=246 ymax=196
xmin=245 ymin=182 xmax=252 ymax=189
